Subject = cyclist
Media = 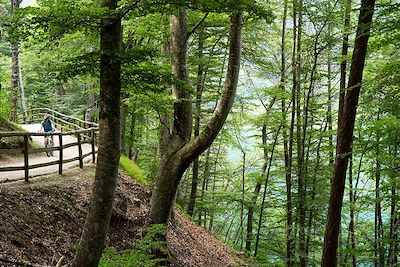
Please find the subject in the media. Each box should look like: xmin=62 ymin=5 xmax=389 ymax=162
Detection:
xmin=39 ymin=114 xmax=55 ymax=142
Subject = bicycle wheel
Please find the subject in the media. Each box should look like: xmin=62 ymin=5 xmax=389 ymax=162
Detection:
xmin=45 ymin=139 xmax=52 ymax=157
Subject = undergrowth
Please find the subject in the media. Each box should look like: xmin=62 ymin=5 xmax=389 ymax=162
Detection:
xmin=99 ymin=224 xmax=167 ymax=267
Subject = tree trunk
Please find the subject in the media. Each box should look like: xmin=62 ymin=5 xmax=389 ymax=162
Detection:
xmin=294 ymin=0 xmax=307 ymax=265
xmin=188 ymin=27 xmax=205 ymax=217
xmin=18 ymin=57 xmax=27 ymax=123
xmin=245 ymin=125 xmax=267 ymax=254
xmin=387 ymin=146 xmax=398 ymax=266
xmin=374 ymin=111 xmax=385 ymax=267
xmin=321 ymin=1 xmax=376 ymax=266
xmin=10 ymin=0 xmax=20 ymax=122
xmin=198 ymin=147 xmax=211 ymax=225
xmin=71 ymin=0 xmax=121 ymax=265
xmin=339 ymin=0 xmax=352 ymax=119
xmin=85 ymin=93 xmax=97 ymax=123
xmin=240 ymin=151 xmax=246 ymax=250
xmin=150 ymin=12 xmax=243 ymax=225
xmin=348 ymin=154 xmax=357 ymax=267
xmin=128 ymin=113 xmax=135 ymax=159
xmin=120 ymin=100 xmax=127 ymax=154
xmin=280 ymin=1 xmax=294 ymax=264
xmin=327 ymin=52 xmax=334 ymax=166
xmin=254 ymin=126 xmax=281 ymax=257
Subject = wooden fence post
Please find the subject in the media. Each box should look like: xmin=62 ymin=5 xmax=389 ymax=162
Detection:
xmin=59 ymin=134 xmax=63 ymax=175
xmin=91 ymin=131 xmax=96 ymax=163
xmin=24 ymin=135 xmax=29 ymax=182
xmin=77 ymin=133 xmax=83 ymax=169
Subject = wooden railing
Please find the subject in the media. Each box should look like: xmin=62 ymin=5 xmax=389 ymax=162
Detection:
xmin=24 ymin=107 xmax=98 ymax=137
xmin=0 ymin=108 xmax=99 ymax=182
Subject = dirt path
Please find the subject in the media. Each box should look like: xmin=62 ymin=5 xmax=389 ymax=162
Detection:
xmin=0 ymin=124 xmax=95 ymax=182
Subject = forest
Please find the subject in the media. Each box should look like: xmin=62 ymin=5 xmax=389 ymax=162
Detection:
xmin=0 ymin=0 xmax=399 ymax=266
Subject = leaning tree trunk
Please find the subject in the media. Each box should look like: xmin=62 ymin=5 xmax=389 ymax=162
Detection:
xmin=150 ymin=12 xmax=243 ymax=225
xmin=321 ymin=1 xmax=376 ymax=266
xmin=71 ymin=0 xmax=121 ymax=265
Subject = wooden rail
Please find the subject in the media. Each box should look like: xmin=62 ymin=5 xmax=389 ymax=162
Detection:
xmin=0 ymin=108 xmax=100 ymax=182
xmin=22 ymin=107 xmax=99 ymax=141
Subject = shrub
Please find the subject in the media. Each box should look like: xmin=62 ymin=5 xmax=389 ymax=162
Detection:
xmin=99 ymin=224 xmax=167 ymax=267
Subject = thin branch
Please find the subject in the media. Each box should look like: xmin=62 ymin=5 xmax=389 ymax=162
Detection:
xmin=187 ymin=12 xmax=209 ymax=39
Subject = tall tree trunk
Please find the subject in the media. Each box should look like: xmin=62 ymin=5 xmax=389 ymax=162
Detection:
xmin=150 ymin=12 xmax=243 ymax=225
xmin=327 ymin=52 xmax=334 ymax=166
xmin=387 ymin=144 xmax=398 ymax=266
xmin=71 ymin=0 xmax=121 ymax=265
xmin=280 ymin=0 xmax=294 ymax=265
xmin=374 ymin=111 xmax=385 ymax=267
xmin=339 ymin=0 xmax=352 ymax=119
xmin=240 ymin=150 xmax=246 ymax=250
xmin=128 ymin=113 xmax=135 ymax=159
xmin=245 ymin=125 xmax=267 ymax=254
xmin=85 ymin=93 xmax=97 ymax=123
xmin=120 ymin=100 xmax=127 ymax=154
xmin=18 ymin=57 xmax=27 ymax=123
xmin=198 ymin=147 xmax=211 ymax=225
xmin=254 ymin=126 xmax=281 ymax=257
xmin=10 ymin=0 xmax=20 ymax=122
xmin=348 ymin=154 xmax=357 ymax=267
xmin=188 ymin=27 xmax=205 ymax=217
xmin=322 ymin=1 xmax=376 ymax=266
xmin=294 ymin=0 xmax=307 ymax=265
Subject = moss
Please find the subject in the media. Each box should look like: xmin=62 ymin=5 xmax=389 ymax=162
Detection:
xmin=119 ymin=155 xmax=148 ymax=186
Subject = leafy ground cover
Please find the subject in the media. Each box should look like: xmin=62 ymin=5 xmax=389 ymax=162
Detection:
xmin=0 ymin=165 xmax=241 ymax=266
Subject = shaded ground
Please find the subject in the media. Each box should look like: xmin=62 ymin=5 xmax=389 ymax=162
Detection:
xmin=0 ymin=166 xmax=241 ymax=266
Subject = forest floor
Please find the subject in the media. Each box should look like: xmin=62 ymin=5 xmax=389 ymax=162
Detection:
xmin=0 ymin=165 xmax=243 ymax=267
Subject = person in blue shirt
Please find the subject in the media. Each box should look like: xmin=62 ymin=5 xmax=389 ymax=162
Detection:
xmin=39 ymin=114 xmax=54 ymax=142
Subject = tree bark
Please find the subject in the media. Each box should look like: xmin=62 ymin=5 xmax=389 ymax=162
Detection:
xmin=347 ymin=154 xmax=357 ymax=267
xmin=245 ymin=125 xmax=267 ymax=254
xmin=150 ymin=12 xmax=243 ymax=225
xmin=387 ymin=145 xmax=398 ymax=266
xmin=10 ymin=0 xmax=20 ymax=122
xmin=71 ymin=0 xmax=121 ymax=265
xmin=198 ymin=147 xmax=211 ymax=225
xmin=18 ymin=57 xmax=27 ymax=123
xmin=339 ymin=0 xmax=352 ymax=119
xmin=321 ymin=1 xmax=376 ymax=266
xmin=254 ymin=126 xmax=281 ymax=257
xmin=85 ymin=92 xmax=97 ymax=123
xmin=280 ymin=0 xmax=295 ymax=260
xmin=188 ymin=27 xmax=205 ymax=217
xmin=374 ymin=111 xmax=385 ymax=267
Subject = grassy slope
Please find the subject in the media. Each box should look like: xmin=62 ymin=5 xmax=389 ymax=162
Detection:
xmin=0 ymin=117 xmax=31 ymax=149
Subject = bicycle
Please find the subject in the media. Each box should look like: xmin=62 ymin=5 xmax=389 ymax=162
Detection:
xmin=44 ymin=131 xmax=54 ymax=157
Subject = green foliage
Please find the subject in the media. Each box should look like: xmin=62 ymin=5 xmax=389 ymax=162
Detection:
xmin=99 ymin=224 xmax=167 ymax=267
xmin=119 ymin=155 xmax=148 ymax=187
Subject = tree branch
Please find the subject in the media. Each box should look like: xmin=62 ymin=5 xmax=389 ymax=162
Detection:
xmin=187 ymin=12 xmax=209 ymax=39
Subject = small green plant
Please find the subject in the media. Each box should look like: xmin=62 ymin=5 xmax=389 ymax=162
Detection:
xmin=99 ymin=224 xmax=167 ymax=267
xmin=119 ymin=155 xmax=148 ymax=186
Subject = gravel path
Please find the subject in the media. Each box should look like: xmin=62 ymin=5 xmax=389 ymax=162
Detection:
xmin=0 ymin=124 xmax=96 ymax=182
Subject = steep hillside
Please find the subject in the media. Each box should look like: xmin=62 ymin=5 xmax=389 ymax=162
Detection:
xmin=0 ymin=166 xmax=241 ymax=266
